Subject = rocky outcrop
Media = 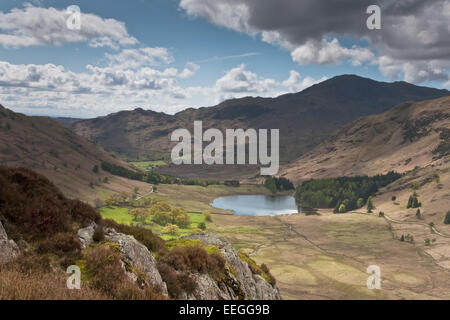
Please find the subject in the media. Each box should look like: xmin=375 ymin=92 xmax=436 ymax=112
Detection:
xmin=104 ymin=228 xmax=168 ymax=296
xmin=77 ymin=224 xmax=281 ymax=300
xmin=0 ymin=221 xmax=20 ymax=265
xmin=78 ymin=222 xmax=96 ymax=249
xmin=77 ymin=223 xmax=168 ymax=296
xmin=182 ymin=233 xmax=282 ymax=300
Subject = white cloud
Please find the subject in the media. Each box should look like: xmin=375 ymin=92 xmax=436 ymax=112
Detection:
xmin=0 ymin=4 xmax=137 ymax=49
xmin=215 ymin=64 xmax=277 ymax=94
xmin=282 ymin=70 xmax=327 ymax=92
xmin=291 ymin=38 xmax=375 ymax=66
xmin=0 ymin=56 xmax=324 ymax=117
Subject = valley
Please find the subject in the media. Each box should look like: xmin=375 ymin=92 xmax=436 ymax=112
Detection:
xmin=1 ymin=76 xmax=449 ymax=301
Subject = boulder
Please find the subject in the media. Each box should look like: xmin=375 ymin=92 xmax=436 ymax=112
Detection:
xmin=105 ymin=228 xmax=168 ymax=296
xmin=77 ymin=222 xmax=96 ymax=249
xmin=0 ymin=221 xmax=20 ymax=265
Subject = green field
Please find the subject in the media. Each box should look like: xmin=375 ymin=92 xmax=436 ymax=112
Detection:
xmin=100 ymin=205 xmax=207 ymax=240
xmin=130 ymin=160 xmax=167 ymax=171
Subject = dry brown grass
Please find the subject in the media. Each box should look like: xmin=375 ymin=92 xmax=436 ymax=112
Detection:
xmin=0 ymin=267 xmax=110 ymax=300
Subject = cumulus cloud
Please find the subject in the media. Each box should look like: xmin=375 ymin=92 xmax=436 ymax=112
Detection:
xmin=0 ymin=4 xmax=137 ymax=49
xmin=179 ymin=0 xmax=450 ymax=84
xmin=0 ymin=56 xmax=324 ymax=117
xmin=215 ymin=64 xmax=276 ymax=94
xmin=291 ymin=38 xmax=375 ymax=66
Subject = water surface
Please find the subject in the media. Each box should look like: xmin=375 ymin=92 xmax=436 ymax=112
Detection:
xmin=211 ymin=194 xmax=298 ymax=216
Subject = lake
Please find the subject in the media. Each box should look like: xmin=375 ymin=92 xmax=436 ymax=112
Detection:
xmin=210 ymin=194 xmax=299 ymax=216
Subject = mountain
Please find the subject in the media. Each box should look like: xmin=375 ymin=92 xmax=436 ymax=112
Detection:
xmin=71 ymin=75 xmax=449 ymax=175
xmin=0 ymin=105 xmax=149 ymax=204
xmin=280 ymin=96 xmax=450 ymax=183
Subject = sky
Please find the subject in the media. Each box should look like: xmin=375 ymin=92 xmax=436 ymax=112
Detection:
xmin=0 ymin=0 xmax=449 ymax=118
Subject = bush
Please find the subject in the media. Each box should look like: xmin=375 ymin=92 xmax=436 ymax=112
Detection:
xmin=93 ymin=226 xmax=105 ymax=242
xmin=84 ymin=246 xmax=127 ymax=295
xmin=198 ymin=222 xmax=207 ymax=231
xmin=157 ymin=262 xmax=197 ymax=298
xmin=92 ymin=165 xmax=99 ymax=174
xmin=204 ymin=212 xmax=213 ymax=222
xmin=160 ymin=245 xmax=226 ymax=278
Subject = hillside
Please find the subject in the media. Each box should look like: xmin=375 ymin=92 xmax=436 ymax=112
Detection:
xmin=71 ymin=75 xmax=450 ymax=173
xmin=0 ymin=105 xmax=150 ymax=204
xmin=281 ymin=96 xmax=450 ymax=183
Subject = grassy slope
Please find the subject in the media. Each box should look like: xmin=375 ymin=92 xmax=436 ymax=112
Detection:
xmin=281 ymin=96 xmax=450 ymax=183
xmin=0 ymin=105 xmax=149 ymax=205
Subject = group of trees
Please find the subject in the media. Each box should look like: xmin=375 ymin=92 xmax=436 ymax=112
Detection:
xmin=294 ymin=172 xmax=402 ymax=213
xmin=264 ymin=177 xmax=294 ymax=193
xmin=151 ymin=202 xmax=191 ymax=229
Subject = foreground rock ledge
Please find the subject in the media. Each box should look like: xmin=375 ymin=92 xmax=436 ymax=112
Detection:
xmin=78 ymin=224 xmax=281 ymax=300
xmin=0 ymin=221 xmax=20 ymax=265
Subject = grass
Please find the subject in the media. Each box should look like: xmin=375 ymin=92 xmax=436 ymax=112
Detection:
xmin=130 ymin=160 xmax=167 ymax=171
xmin=100 ymin=206 xmax=134 ymax=225
xmin=99 ymin=206 xmax=207 ymax=241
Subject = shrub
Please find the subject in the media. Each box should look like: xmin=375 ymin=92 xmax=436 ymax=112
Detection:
xmin=157 ymin=262 xmax=196 ymax=298
xmin=92 ymin=165 xmax=99 ymax=174
xmin=204 ymin=212 xmax=213 ymax=222
xmin=36 ymin=232 xmax=82 ymax=259
xmin=84 ymin=246 xmax=126 ymax=295
xmin=198 ymin=222 xmax=207 ymax=231
xmin=93 ymin=226 xmax=105 ymax=242
xmin=338 ymin=204 xmax=347 ymax=214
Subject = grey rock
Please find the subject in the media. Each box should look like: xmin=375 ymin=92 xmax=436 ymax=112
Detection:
xmin=0 ymin=221 xmax=20 ymax=265
xmin=77 ymin=222 xmax=96 ymax=249
xmin=105 ymin=229 xmax=168 ymax=296
xmin=183 ymin=233 xmax=282 ymax=300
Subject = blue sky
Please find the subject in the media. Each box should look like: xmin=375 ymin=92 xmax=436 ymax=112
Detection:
xmin=0 ymin=0 xmax=449 ymax=117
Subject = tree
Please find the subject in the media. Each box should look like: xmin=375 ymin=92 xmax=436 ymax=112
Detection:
xmin=119 ymin=192 xmax=129 ymax=204
xmin=407 ymin=195 xmax=421 ymax=209
xmin=151 ymin=201 xmax=172 ymax=226
xmin=445 ymin=211 xmax=450 ymax=225
xmin=198 ymin=222 xmax=206 ymax=231
xmin=104 ymin=195 xmax=116 ymax=207
xmin=130 ymin=208 xmax=149 ymax=223
xmin=367 ymin=197 xmax=374 ymax=213
xmin=163 ymin=224 xmax=179 ymax=235
xmin=416 ymin=209 xmax=422 ymax=219
xmin=173 ymin=209 xmax=190 ymax=228
xmin=264 ymin=178 xmax=277 ymax=194
xmin=357 ymin=198 xmax=365 ymax=208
